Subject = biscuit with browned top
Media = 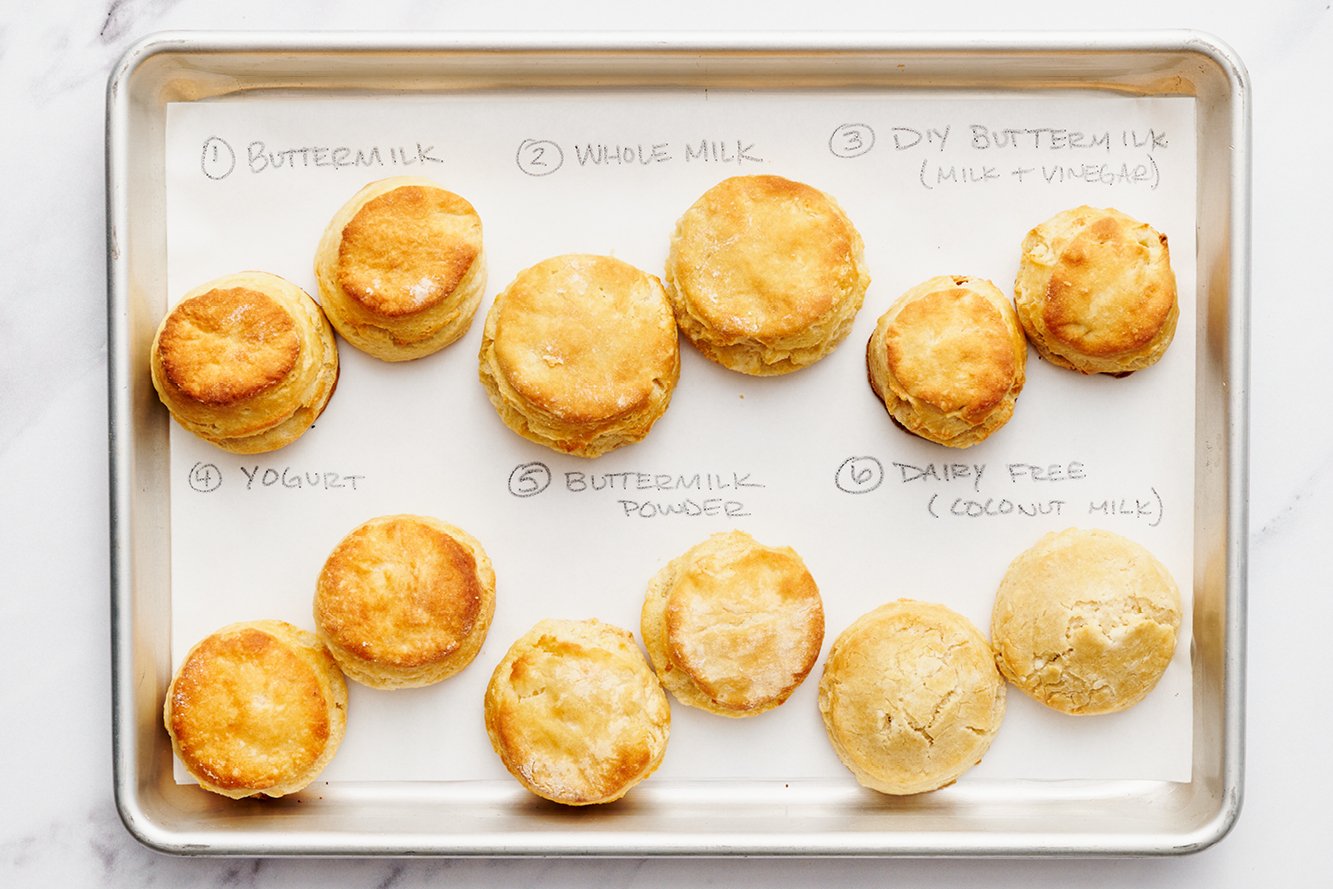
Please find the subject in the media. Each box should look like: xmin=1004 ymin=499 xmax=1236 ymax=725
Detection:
xmin=315 ymin=177 xmax=486 ymax=361
xmin=484 ymin=619 xmax=670 ymax=805
xmin=478 ymin=254 xmax=679 ymax=457
xmin=991 ymin=528 xmax=1181 ymax=715
xmin=164 ymin=620 xmax=348 ymax=799
xmin=149 ymin=271 xmax=339 ymax=453
xmin=641 ymin=530 xmax=824 ymax=717
xmin=867 ymin=275 xmax=1027 ymax=448
xmin=666 ymin=175 xmax=870 ymax=375
xmin=819 ymin=600 xmax=1005 ymax=796
xmin=1014 ymin=206 xmax=1178 ymax=375
xmin=314 ymin=515 xmax=496 ymax=689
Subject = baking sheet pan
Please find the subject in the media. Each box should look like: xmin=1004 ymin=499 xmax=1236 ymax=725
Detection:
xmin=107 ymin=31 xmax=1248 ymax=856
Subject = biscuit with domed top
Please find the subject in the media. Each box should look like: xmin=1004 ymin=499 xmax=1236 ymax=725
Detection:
xmin=164 ymin=620 xmax=348 ymax=799
xmin=666 ymin=175 xmax=870 ymax=375
xmin=314 ymin=514 xmax=496 ymax=689
xmin=149 ymin=271 xmax=339 ymax=454
xmin=478 ymin=254 xmax=679 ymax=457
xmin=1014 ymin=205 xmax=1178 ymax=375
xmin=991 ymin=527 xmax=1181 ymax=715
xmin=819 ymin=600 xmax=1005 ymax=796
xmin=867 ymin=274 xmax=1027 ymax=448
xmin=315 ymin=176 xmax=486 ymax=361
xmin=641 ymin=530 xmax=824 ymax=717
xmin=484 ymin=618 xmax=670 ymax=806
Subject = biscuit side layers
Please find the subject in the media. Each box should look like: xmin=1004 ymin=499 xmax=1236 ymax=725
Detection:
xmin=315 ymin=176 xmax=486 ymax=362
xmin=1014 ymin=205 xmax=1178 ymax=375
xmin=150 ymin=271 xmax=339 ymax=454
xmin=314 ymin=515 xmax=496 ymax=689
xmin=867 ymin=275 xmax=1026 ymax=448
xmin=666 ymin=175 xmax=871 ymax=376
xmin=478 ymin=254 xmax=680 ymax=458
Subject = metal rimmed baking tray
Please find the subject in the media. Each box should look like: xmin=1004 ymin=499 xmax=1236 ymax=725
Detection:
xmin=107 ymin=31 xmax=1249 ymax=857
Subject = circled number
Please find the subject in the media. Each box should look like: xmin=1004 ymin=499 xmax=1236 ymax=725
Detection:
xmin=508 ymin=462 xmax=552 ymax=498
xmin=828 ymin=123 xmax=875 ymax=159
xmin=516 ymin=139 xmax=564 ymax=176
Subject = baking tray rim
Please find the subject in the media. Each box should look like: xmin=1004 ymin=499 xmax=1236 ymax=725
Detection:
xmin=107 ymin=29 xmax=1250 ymax=858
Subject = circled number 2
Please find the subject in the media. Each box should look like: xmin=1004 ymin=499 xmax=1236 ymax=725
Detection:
xmin=829 ymin=123 xmax=875 ymax=159
xmin=516 ymin=139 xmax=564 ymax=176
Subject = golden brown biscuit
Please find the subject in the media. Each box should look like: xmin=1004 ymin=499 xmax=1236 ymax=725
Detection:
xmin=1014 ymin=206 xmax=1178 ymax=375
xmin=478 ymin=254 xmax=679 ymax=458
xmin=641 ymin=530 xmax=824 ymax=717
xmin=149 ymin=271 xmax=339 ymax=454
xmin=665 ymin=175 xmax=870 ymax=375
xmin=163 ymin=620 xmax=348 ymax=799
xmin=819 ymin=600 xmax=1005 ymax=796
xmin=484 ymin=619 xmax=670 ymax=805
xmin=867 ymin=275 xmax=1027 ymax=448
xmin=991 ymin=528 xmax=1181 ymax=715
xmin=314 ymin=514 xmax=496 ymax=689
xmin=315 ymin=177 xmax=486 ymax=361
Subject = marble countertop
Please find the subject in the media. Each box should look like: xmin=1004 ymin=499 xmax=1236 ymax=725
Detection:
xmin=3 ymin=0 xmax=1327 ymax=885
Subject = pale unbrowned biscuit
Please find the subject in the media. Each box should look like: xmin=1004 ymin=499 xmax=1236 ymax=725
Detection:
xmin=819 ymin=600 xmax=1005 ymax=796
xmin=666 ymin=175 xmax=870 ymax=375
xmin=867 ymin=275 xmax=1027 ymax=448
xmin=149 ymin=271 xmax=339 ymax=454
xmin=314 ymin=514 xmax=496 ymax=689
xmin=641 ymin=530 xmax=823 ymax=717
xmin=315 ymin=177 xmax=486 ymax=361
xmin=484 ymin=619 xmax=670 ymax=806
xmin=1014 ymin=206 xmax=1178 ymax=375
xmin=478 ymin=254 xmax=680 ymax=457
xmin=164 ymin=620 xmax=348 ymax=799
xmin=991 ymin=528 xmax=1181 ymax=715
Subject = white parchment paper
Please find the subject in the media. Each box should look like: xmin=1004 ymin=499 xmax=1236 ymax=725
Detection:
xmin=165 ymin=90 xmax=1196 ymax=784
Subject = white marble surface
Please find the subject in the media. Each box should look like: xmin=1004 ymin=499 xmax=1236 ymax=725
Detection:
xmin=1 ymin=0 xmax=1327 ymax=884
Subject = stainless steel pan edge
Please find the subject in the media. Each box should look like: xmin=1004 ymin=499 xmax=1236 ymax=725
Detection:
xmin=107 ymin=30 xmax=1249 ymax=857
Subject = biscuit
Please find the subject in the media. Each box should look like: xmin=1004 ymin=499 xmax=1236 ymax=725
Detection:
xmin=867 ymin=275 xmax=1027 ymax=448
xmin=641 ymin=530 xmax=823 ymax=717
xmin=163 ymin=620 xmax=348 ymax=799
xmin=315 ymin=177 xmax=486 ymax=361
xmin=478 ymin=254 xmax=679 ymax=458
xmin=149 ymin=271 xmax=339 ymax=454
xmin=484 ymin=619 xmax=670 ymax=805
xmin=314 ymin=514 xmax=496 ymax=689
xmin=1014 ymin=206 xmax=1178 ymax=375
xmin=819 ymin=600 xmax=1005 ymax=796
xmin=991 ymin=528 xmax=1181 ymax=715
xmin=666 ymin=175 xmax=871 ymax=375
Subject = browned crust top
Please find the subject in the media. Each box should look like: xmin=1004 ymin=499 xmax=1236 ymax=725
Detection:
xmin=336 ymin=185 xmax=482 ymax=317
xmin=157 ymin=287 xmax=300 ymax=405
